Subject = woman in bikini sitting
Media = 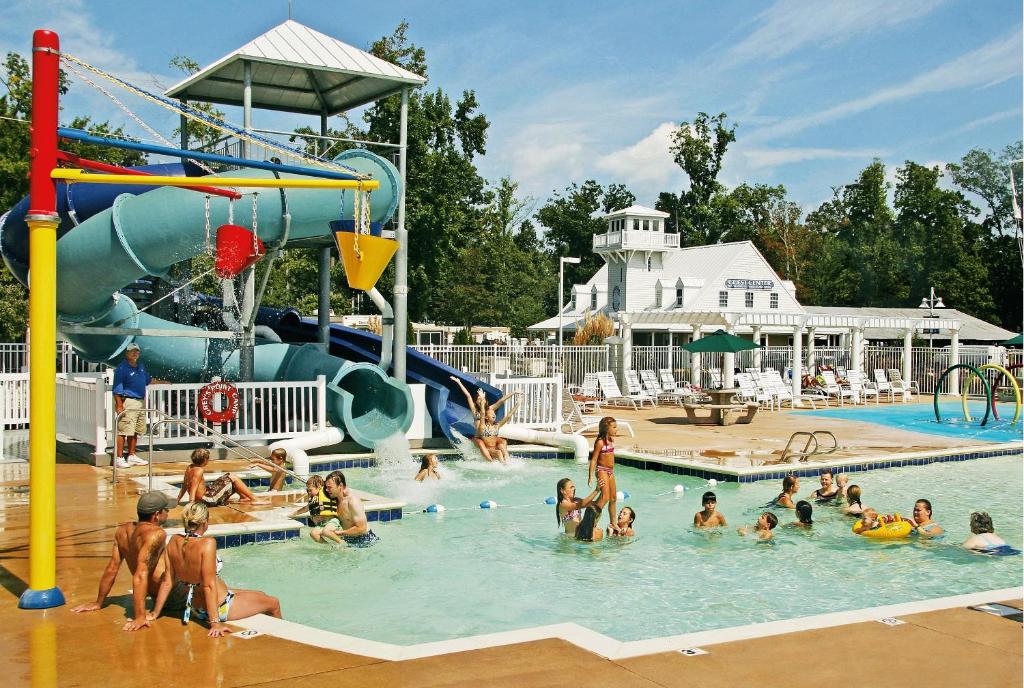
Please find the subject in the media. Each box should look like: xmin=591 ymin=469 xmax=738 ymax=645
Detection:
xmin=152 ymin=502 xmax=281 ymax=637
xmin=555 ymin=477 xmax=604 ymax=536
xmin=474 ymin=395 xmax=523 ymax=463
xmin=176 ymin=448 xmax=268 ymax=506
xmin=588 ymin=417 xmax=619 ymax=534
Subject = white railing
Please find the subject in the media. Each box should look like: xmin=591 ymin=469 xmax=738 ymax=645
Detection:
xmin=56 ymin=371 xmax=110 ymax=454
xmin=592 ymin=230 xmax=679 ymax=250
xmin=144 ymin=377 xmax=327 ymax=445
xmin=1 ymin=341 xmax=96 ymax=374
xmin=488 ymin=373 xmax=562 ymax=430
xmin=415 ymin=344 xmax=609 ymax=387
xmin=0 ymin=372 xmax=30 ymax=427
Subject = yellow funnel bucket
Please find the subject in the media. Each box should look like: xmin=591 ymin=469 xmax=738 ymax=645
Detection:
xmin=334 ymin=231 xmax=399 ymax=291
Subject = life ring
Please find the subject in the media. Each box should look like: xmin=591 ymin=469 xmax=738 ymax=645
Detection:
xmin=197 ymin=381 xmax=240 ymax=424
xmin=852 ymin=515 xmax=913 ymax=539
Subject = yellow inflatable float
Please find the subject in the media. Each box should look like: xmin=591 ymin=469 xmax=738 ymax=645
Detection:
xmin=853 ymin=514 xmax=913 ymax=539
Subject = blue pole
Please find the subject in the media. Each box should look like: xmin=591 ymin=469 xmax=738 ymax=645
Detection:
xmin=56 ymin=128 xmax=362 ymax=181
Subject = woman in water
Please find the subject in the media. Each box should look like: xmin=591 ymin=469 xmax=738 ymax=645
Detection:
xmin=415 ymin=454 xmax=442 ymax=481
xmin=555 ymin=477 xmax=605 ymax=536
xmin=909 ymin=498 xmax=943 ymax=537
xmin=962 ymin=512 xmax=1011 ymax=553
xmin=153 ymin=502 xmax=281 ymax=637
xmin=808 ymin=470 xmax=840 ymax=503
xmin=587 ymin=417 xmax=619 ymax=534
xmin=842 ymin=485 xmax=864 ymax=516
xmin=473 ymin=395 xmax=523 ymax=463
xmin=790 ymin=500 xmax=813 ymax=528
xmin=773 ymin=475 xmax=799 ymax=509
xmin=608 ymin=507 xmax=636 ymax=537
xmin=574 ymin=504 xmax=604 ymax=542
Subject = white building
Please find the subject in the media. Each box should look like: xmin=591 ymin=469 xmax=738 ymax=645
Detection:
xmin=530 ymin=204 xmax=1013 ymax=395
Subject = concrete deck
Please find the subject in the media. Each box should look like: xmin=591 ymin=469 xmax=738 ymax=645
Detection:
xmin=2 ymin=403 xmax=1021 ymax=686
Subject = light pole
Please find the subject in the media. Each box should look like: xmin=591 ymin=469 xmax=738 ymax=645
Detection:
xmin=918 ymin=286 xmax=945 ymax=348
xmin=558 ymin=256 xmax=581 ymax=353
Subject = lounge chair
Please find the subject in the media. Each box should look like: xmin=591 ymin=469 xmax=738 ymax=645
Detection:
xmin=597 ymin=371 xmax=638 ymax=410
xmin=736 ymin=373 xmax=774 ymax=410
xmin=559 ymin=388 xmax=635 ymax=436
xmin=873 ymin=369 xmax=897 ymax=403
xmin=887 ymin=368 xmax=918 ymax=401
xmin=659 ymin=368 xmax=708 ymax=403
xmin=641 ymin=369 xmax=683 ymax=406
xmin=624 ymin=370 xmax=658 ymax=407
xmin=846 ymin=370 xmax=878 ymax=405
xmin=820 ymin=370 xmax=856 ymax=406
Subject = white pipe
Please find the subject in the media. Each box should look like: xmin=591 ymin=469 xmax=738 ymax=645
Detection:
xmin=269 ymin=426 xmax=345 ymax=478
xmin=498 ymin=424 xmax=590 ymax=463
xmin=366 ymin=287 xmax=394 ymax=372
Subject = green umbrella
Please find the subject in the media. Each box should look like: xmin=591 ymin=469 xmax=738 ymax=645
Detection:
xmin=1001 ymin=333 xmax=1023 ymax=347
xmin=680 ymin=329 xmax=761 ymax=389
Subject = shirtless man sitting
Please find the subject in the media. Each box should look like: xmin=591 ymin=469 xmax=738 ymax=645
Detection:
xmin=312 ymin=470 xmax=378 ymax=546
xmin=71 ymin=491 xmax=183 ymax=630
xmin=176 ymin=448 xmax=268 ymax=506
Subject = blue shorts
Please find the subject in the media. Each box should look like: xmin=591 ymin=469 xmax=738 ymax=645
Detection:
xmin=342 ymin=530 xmax=379 ymax=547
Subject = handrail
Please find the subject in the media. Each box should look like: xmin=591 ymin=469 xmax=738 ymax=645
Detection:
xmin=779 ymin=430 xmax=839 ymax=463
xmin=111 ymin=407 xmax=308 ymax=490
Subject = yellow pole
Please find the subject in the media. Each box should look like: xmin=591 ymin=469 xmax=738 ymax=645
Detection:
xmin=19 ymin=216 xmax=64 ymax=608
xmin=51 ymin=168 xmax=380 ymax=191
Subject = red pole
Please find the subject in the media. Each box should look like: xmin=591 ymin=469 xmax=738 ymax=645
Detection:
xmin=28 ymin=30 xmax=60 ymax=218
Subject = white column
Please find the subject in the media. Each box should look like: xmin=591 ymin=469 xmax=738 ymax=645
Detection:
xmin=752 ymin=325 xmax=762 ymax=370
xmin=393 ymin=87 xmax=411 ymax=381
xmin=806 ymin=327 xmax=817 ymax=372
xmin=690 ymin=328 xmax=702 ymax=387
xmin=851 ymin=327 xmax=864 ymax=374
xmin=791 ymin=325 xmax=803 ymax=406
xmin=723 ymin=326 xmax=736 ymax=388
xmin=619 ymin=313 xmax=632 ymax=392
xmin=948 ymin=328 xmax=960 ymax=395
xmin=902 ymin=329 xmax=913 ymax=386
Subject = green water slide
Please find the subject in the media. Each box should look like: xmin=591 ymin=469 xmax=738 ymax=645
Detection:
xmin=48 ymin=151 xmax=412 ymax=447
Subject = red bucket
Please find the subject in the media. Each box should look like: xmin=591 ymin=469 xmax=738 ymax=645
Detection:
xmin=215 ymin=224 xmax=266 ymax=278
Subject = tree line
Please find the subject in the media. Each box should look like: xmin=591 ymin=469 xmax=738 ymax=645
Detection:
xmin=0 ymin=24 xmax=1019 ymax=344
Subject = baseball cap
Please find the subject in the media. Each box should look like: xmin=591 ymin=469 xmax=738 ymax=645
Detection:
xmin=137 ymin=491 xmax=175 ymax=515
xmin=125 ymin=343 xmax=141 ymax=352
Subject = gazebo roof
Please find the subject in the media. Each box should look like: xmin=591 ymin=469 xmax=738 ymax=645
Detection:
xmin=164 ymin=20 xmax=427 ymax=115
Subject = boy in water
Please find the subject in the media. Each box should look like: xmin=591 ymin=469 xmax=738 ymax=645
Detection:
xmin=694 ymin=491 xmax=727 ymax=528
xmin=738 ymin=512 xmax=778 ymax=540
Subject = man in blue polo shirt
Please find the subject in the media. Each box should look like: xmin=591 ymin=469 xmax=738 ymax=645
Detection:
xmin=112 ymin=343 xmax=167 ymax=469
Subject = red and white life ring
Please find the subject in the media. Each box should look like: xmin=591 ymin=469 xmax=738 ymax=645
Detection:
xmin=197 ymin=381 xmax=240 ymax=424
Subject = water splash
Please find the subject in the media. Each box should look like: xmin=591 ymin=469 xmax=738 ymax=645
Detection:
xmin=373 ymin=430 xmax=414 ymax=472
xmin=450 ymin=428 xmax=487 ymax=462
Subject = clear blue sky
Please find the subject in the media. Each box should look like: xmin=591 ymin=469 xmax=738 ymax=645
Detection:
xmin=2 ymin=0 xmax=1020 ymax=214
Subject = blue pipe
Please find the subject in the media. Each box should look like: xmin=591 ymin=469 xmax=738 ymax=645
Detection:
xmin=57 ymin=128 xmax=363 ymax=180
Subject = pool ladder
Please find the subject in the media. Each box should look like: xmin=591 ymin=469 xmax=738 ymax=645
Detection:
xmin=780 ymin=430 xmax=838 ymax=463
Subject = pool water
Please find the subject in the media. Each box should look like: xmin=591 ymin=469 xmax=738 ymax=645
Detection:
xmin=805 ymin=401 xmax=1024 ymax=443
xmin=222 ymin=455 xmax=1022 ymax=645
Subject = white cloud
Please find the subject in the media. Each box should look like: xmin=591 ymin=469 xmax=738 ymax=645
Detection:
xmin=748 ymin=30 xmax=1023 ymax=142
xmin=948 ymin=108 xmax=1023 ymax=136
xmin=594 ymin=122 xmax=680 ymax=188
xmin=741 ymin=146 xmax=886 ymax=169
xmin=722 ymin=0 xmax=946 ymax=68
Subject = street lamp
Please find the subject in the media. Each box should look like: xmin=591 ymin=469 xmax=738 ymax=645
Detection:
xmin=558 ymin=256 xmax=581 ymax=352
xmin=918 ymin=286 xmax=945 ymax=348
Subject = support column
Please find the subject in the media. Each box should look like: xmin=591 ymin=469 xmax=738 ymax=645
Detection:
xmin=392 ymin=88 xmax=410 ymax=381
xmin=851 ymin=326 xmax=864 ymax=374
xmin=791 ymin=325 xmax=803 ymax=406
xmin=806 ymin=327 xmax=817 ymax=373
xmin=239 ymin=59 xmax=255 ymax=382
xmin=752 ymin=325 xmax=762 ymax=370
xmin=948 ymin=328 xmax=960 ymax=395
xmin=690 ymin=328 xmax=702 ymax=387
xmin=179 ymin=102 xmax=192 ymax=319
xmin=902 ymin=329 xmax=913 ymax=388
xmin=619 ymin=313 xmax=632 ymax=392
xmin=317 ymin=247 xmax=331 ymax=350
xmin=723 ymin=326 xmax=736 ymax=388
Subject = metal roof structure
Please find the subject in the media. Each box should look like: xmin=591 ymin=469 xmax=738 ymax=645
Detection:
xmin=164 ymin=20 xmax=427 ymax=115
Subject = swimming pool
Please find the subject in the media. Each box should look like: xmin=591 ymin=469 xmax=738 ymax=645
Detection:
xmin=221 ymin=454 xmax=1022 ymax=645
xmin=805 ymin=401 xmax=1024 ymax=443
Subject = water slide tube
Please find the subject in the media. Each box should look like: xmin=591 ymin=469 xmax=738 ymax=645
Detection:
xmin=499 ymin=425 xmax=589 ymax=463
xmin=0 ymin=153 xmax=413 ymax=448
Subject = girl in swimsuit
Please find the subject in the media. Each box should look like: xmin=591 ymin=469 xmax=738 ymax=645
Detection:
xmin=588 ymin=417 xmax=619 ymax=534
xmin=555 ymin=477 xmax=604 ymax=536
xmin=842 ymin=485 xmax=864 ymax=516
xmin=608 ymin=507 xmax=636 ymax=537
xmin=773 ymin=474 xmax=799 ymax=509
xmin=909 ymin=498 xmax=943 ymax=537
xmin=415 ymin=454 xmax=442 ymax=481
xmin=154 ymin=502 xmax=281 ymax=637
xmin=474 ymin=398 xmax=522 ymax=463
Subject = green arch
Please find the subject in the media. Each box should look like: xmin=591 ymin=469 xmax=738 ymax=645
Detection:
xmin=934 ymin=364 xmax=992 ymax=427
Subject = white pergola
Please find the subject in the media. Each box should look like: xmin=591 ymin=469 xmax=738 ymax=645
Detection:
xmin=618 ymin=310 xmax=963 ymax=405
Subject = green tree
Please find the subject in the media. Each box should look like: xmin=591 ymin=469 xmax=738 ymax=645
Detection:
xmin=169 ymin=56 xmax=227 ymax=151
xmin=667 ymin=111 xmax=737 ymax=244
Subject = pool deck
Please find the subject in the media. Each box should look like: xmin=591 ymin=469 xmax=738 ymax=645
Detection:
xmin=1 ymin=402 xmax=1021 ymax=686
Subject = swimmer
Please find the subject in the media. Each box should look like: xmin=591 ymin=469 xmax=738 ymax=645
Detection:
xmin=962 ymin=512 xmax=1009 ymax=552
xmin=608 ymin=507 xmax=636 ymax=537
xmin=415 ymin=454 xmax=441 ymax=481
xmin=773 ymin=474 xmax=799 ymax=509
xmin=808 ymin=469 xmax=840 ymax=502
xmin=836 ymin=473 xmax=849 ymax=499
xmin=853 ymin=508 xmax=902 ymax=534
xmin=842 ymin=485 xmax=864 ymax=516
xmin=738 ymin=512 xmax=778 ymax=540
xmin=574 ymin=504 xmax=604 ymax=542
xmin=292 ymin=475 xmax=336 ymax=533
xmin=588 ymin=417 xmax=619 ymax=534
xmin=910 ymin=499 xmax=943 ymax=537
xmin=248 ymin=447 xmax=289 ymax=491
xmin=556 ymin=477 xmax=605 ymax=536
xmin=693 ymin=491 xmax=727 ymax=529
xmin=790 ymin=500 xmax=813 ymax=528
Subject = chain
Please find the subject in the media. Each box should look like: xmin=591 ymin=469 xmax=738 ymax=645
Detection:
xmin=250 ymin=192 xmax=260 ymax=254
xmin=352 ymin=183 xmax=363 ymax=261
xmin=203 ymin=195 xmax=212 ymax=252
xmin=228 ymin=198 xmax=234 ymax=225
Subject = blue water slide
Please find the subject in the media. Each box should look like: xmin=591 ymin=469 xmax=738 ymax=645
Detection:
xmin=0 ymin=152 xmax=413 ymax=448
xmin=255 ymin=307 xmax=500 ymax=441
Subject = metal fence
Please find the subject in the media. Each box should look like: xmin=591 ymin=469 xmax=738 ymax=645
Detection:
xmin=414 ymin=344 xmax=610 ymax=387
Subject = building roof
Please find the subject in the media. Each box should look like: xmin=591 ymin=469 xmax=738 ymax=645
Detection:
xmin=805 ymin=306 xmax=1015 ymax=342
xmin=603 ymin=204 xmax=669 ymax=219
xmin=165 ymin=20 xmax=427 ymax=115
